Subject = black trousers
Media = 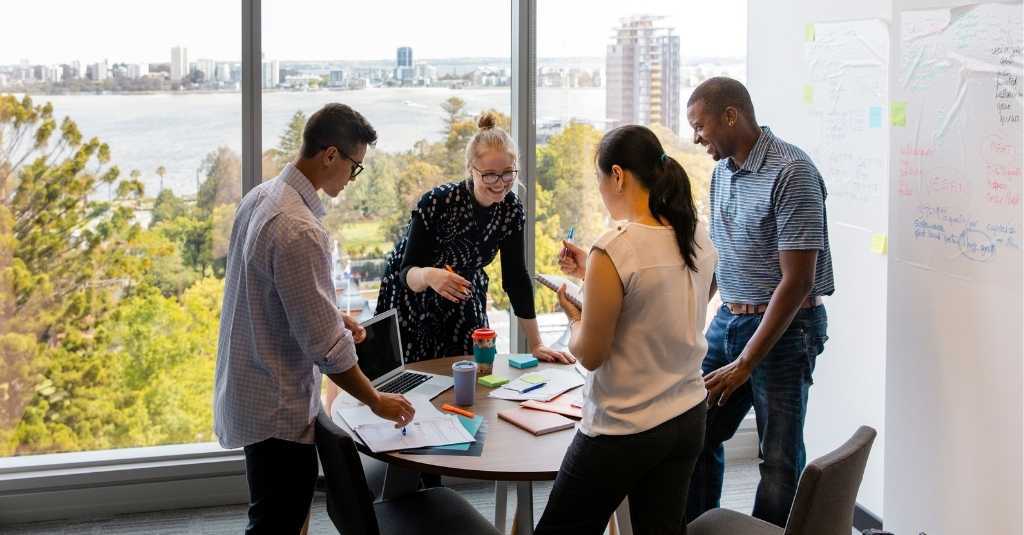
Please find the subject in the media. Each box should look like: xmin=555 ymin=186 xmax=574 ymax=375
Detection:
xmin=243 ymin=437 xmax=319 ymax=535
xmin=535 ymin=402 xmax=707 ymax=535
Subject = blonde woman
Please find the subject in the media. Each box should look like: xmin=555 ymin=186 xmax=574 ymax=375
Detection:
xmin=374 ymin=112 xmax=571 ymax=364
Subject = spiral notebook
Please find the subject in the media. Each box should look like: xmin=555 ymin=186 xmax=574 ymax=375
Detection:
xmin=534 ymin=274 xmax=583 ymax=309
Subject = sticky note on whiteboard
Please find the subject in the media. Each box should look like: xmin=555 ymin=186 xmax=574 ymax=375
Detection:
xmin=805 ymin=23 xmax=816 ymax=42
xmin=870 ymin=233 xmax=888 ymax=255
xmin=890 ymin=102 xmax=907 ymax=127
xmin=869 ymin=106 xmax=883 ymax=128
xmin=803 ymin=85 xmax=814 ymax=104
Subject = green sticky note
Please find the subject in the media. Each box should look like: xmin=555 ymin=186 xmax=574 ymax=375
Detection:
xmin=805 ymin=23 xmax=815 ymax=42
xmin=870 ymin=233 xmax=888 ymax=255
xmin=478 ymin=374 xmax=509 ymax=388
xmin=520 ymin=373 xmax=546 ymax=384
xmin=891 ymin=102 xmax=907 ymax=127
xmin=802 ymin=85 xmax=814 ymax=105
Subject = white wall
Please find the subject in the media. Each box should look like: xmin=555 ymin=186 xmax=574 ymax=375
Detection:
xmin=747 ymin=0 xmax=891 ymax=517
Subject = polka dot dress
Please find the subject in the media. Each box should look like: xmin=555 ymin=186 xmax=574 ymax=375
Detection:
xmin=375 ymin=180 xmax=525 ymax=362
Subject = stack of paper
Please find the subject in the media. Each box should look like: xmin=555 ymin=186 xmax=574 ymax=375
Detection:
xmin=489 ymin=368 xmax=584 ymax=402
xmin=335 ymin=395 xmax=476 ymax=453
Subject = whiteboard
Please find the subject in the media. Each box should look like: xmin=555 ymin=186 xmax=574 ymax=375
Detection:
xmin=799 ymin=18 xmax=891 ymax=515
xmin=892 ymin=3 xmax=1022 ymax=278
xmin=803 ymin=19 xmax=891 ymax=226
xmin=886 ymin=2 xmax=1023 ymax=534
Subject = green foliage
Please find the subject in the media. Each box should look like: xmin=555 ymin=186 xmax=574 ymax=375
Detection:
xmin=196 ymin=146 xmax=241 ymax=217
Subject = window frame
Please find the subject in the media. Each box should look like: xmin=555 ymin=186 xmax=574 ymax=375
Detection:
xmin=0 ymin=0 xmax=755 ymax=525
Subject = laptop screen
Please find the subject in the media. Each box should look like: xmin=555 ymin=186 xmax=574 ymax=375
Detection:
xmin=355 ymin=310 xmax=404 ymax=382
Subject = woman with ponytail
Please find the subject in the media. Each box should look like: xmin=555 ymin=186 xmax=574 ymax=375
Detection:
xmin=535 ymin=125 xmax=717 ymax=535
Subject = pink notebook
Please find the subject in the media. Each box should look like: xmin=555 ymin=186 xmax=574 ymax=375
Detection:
xmin=520 ymin=393 xmax=583 ymax=419
xmin=498 ymin=407 xmax=576 ymax=436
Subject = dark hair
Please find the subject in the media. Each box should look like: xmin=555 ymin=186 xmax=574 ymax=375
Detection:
xmin=687 ymin=76 xmax=756 ymax=123
xmin=300 ymin=103 xmax=378 ymax=159
xmin=596 ymin=125 xmax=700 ymax=271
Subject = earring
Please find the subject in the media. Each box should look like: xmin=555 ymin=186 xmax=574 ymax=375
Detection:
xmin=729 ymin=121 xmax=735 ymax=127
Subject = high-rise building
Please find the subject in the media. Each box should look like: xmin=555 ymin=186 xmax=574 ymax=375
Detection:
xmin=170 ymin=46 xmax=189 ymax=81
xmin=216 ymin=63 xmax=231 ymax=82
xmin=397 ymin=46 xmax=413 ymax=68
xmin=606 ymin=15 xmax=681 ymax=134
xmin=329 ymin=69 xmax=346 ymax=88
xmin=127 ymin=63 xmax=149 ymax=79
xmin=262 ymin=59 xmax=280 ymax=89
xmin=195 ymin=58 xmax=216 ymax=82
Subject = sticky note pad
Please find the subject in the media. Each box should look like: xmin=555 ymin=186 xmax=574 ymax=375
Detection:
xmin=870 ymin=233 xmax=888 ymax=255
xmin=891 ymin=102 xmax=907 ymax=127
xmin=869 ymin=106 xmax=882 ymax=128
xmin=520 ymin=373 xmax=546 ymax=384
xmin=805 ymin=23 xmax=815 ymax=42
xmin=508 ymin=354 xmax=539 ymax=369
xmin=478 ymin=375 xmax=509 ymax=388
xmin=802 ymin=85 xmax=814 ymax=105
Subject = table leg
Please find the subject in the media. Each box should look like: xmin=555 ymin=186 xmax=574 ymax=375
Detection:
xmin=380 ymin=464 xmax=420 ymax=500
xmin=513 ymin=481 xmax=534 ymax=535
xmin=493 ymin=481 xmax=509 ymax=528
xmin=613 ymin=498 xmax=633 ymax=535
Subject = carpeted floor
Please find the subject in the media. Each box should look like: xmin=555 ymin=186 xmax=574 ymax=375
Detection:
xmin=3 ymin=461 xmax=760 ymax=534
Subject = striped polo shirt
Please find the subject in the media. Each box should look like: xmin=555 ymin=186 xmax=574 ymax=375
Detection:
xmin=709 ymin=126 xmax=835 ymax=304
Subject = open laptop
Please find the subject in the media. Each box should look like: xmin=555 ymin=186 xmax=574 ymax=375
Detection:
xmin=355 ymin=308 xmax=453 ymax=399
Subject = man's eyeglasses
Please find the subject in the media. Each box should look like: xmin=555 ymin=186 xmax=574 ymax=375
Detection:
xmin=324 ymin=146 xmax=364 ymax=178
xmin=472 ymin=166 xmax=518 ymax=184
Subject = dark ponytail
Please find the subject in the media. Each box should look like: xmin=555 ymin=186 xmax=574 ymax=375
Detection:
xmin=595 ymin=125 xmax=700 ymax=271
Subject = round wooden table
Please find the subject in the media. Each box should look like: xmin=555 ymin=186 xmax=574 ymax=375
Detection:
xmin=331 ymin=355 xmax=580 ymax=535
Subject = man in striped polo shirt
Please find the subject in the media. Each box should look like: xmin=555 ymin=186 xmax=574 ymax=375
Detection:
xmin=684 ymin=77 xmax=833 ymax=528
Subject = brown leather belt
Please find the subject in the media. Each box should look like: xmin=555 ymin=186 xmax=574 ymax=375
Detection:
xmin=725 ymin=296 xmax=824 ymax=315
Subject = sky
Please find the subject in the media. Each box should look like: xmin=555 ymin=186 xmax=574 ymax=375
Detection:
xmin=0 ymin=0 xmax=746 ymax=65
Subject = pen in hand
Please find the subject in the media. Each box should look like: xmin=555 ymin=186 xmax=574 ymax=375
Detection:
xmin=559 ymin=226 xmax=575 ymax=260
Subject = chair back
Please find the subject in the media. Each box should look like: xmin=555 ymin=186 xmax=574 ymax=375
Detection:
xmin=785 ymin=425 xmax=877 ymax=535
xmin=315 ymin=410 xmax=381 ymax=535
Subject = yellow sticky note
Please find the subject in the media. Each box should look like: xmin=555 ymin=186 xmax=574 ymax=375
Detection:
xmin=870 ymin=233 xmax=888 ymax=255
xmin=890 ymin=102 xmax=907 ymax=127
xmin=805 ymin=23 xmax=816 ymax=42
xmin=802 ymin=85 xmax=814 ymax=104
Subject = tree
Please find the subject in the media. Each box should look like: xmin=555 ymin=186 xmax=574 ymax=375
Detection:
xmin=0 ymin=95 xmax=148 ymax=454
xmin=155 ymin=165 xmax=167 ymax=193
xmin=278 ymin=110 xmax=306 ymax=161
xmin=196 ymin=146 xmax=241 ymax=216
xmin=150 ymin=188 xmax=188 ymax=228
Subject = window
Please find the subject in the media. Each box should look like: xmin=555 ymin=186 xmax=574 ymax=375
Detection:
xmin=0 ymin=1 xmax=240 ymax=457
xmin=261 ymin=0 xmax=513 ymax=378
xmin=533 ymin=2 xmax=746 ymax=342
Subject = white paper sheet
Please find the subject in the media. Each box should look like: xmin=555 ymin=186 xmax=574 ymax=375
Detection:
xmin=334 ymin=394 xmax=443 ymax=429
xmin=488 ymin=368 xmax=585 ymax=402
xmin=351 ymin=414 xmax=476 ymax=453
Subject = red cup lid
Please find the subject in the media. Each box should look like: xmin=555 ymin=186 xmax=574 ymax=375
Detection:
xmin=471 ymin=328 xmax=496 ymax=340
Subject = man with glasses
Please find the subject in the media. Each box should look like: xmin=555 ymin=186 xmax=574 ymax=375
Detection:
xmin=214 ymin=103 xmax=414 ymax=535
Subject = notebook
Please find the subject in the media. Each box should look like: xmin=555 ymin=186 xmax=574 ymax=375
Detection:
xmin=520 ymin=392 xmax=583 ymax=419
xmin=498 ymin=407 xmax=576 ymax=436
xmin=535 ymin=274 xmax=583 ymax=309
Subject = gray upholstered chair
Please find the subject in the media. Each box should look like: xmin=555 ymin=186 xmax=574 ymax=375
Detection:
xmin=688 ymin=425 xmax=877 ymax=535
xmin=314 ymin=409 xmax=501 ymax=535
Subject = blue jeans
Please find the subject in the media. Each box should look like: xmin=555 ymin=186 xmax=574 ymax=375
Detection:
xmin=685 ymin=304 xmax=828 ymax=528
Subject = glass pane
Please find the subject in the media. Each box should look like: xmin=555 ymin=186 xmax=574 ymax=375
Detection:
xmin=535 ymin=3 xmax=747 ymax=344
xmin=260 ymin=0 xmax=513 ymax=401
xmin=0 ymin=2 xmax=240 ymax=456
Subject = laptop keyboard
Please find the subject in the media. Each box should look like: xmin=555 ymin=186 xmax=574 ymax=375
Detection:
xmin=378 ymin=371 xmax=432 ymax=394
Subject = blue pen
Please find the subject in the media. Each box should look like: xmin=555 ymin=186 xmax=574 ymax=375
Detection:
xmin=560 ymin=226 xmax=576 ymax=259
xmin=401 ymin=427 xmax=407 ymax=436
xmin=522 ymin=382 xmax=546 ymax=394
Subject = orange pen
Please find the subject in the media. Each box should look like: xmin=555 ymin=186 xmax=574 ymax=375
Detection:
xmin=441 ymin=403 xmax=475 ymax=418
